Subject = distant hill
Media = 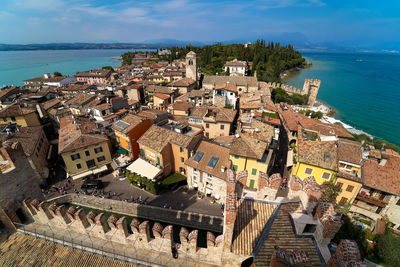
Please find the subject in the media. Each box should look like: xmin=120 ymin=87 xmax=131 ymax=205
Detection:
xmin=0 ymin=43 xmax=163 ymax=51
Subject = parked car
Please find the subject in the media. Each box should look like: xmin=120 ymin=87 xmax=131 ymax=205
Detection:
xmin=81 ymin=179 xmax=103 ymax=190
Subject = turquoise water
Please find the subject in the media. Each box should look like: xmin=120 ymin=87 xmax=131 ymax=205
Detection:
xmin=0 ymin=49 xmax=139 ymax=86
xmin=284 ymin=52 xmax=400 ymax=147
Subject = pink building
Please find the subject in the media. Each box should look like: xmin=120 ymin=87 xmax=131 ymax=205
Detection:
xmin=75 ymin=69 xmax=112 ymax=85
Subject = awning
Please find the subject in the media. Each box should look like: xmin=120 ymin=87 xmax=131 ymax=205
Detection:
xmin=71 ymin=170 xmax=93 ymax=180
xmin=127 ymin=158 xmax=162 ymax=181
xmin=193 ymin=183 xmax=198 ymax=188
xmin=214 ymin=194 xmax=220 ymax=200
xmin=92 ymin=165 xmax=108 ymax=175
xmin=206 ymin=188 xmax=212 ymax=195
xmin=286 ymin=150 xmax=293 ymax=167
xmin=117 ymin=147 xmax=128 ymax=155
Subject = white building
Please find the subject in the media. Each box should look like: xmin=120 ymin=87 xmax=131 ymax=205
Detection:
xmin=212 ymin=82 xmax=238 ymax=109
xmin=185 ymin=140 xmax=232 ymax=203
xmin=223 ymin=59 xmax=247 ymax=76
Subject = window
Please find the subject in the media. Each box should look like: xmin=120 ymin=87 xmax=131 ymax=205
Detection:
xmin=321 ymin=172 xmax=331 ymax=180
xmin=206 ymin=123 xmax=209 ymax=128
xmin=233 ymin=165 xmax=238 ymax=172
xmin=70 ymin=153 xmax=80 ymax=161
xmin=234 ymin=155 xmax=239 ymax=159
xmin=85 ymin=150 xmax=90 ymax=156
xmin=97 ymin=156 xmax=105 ymax=162
xmin=208 ymin=157 xmax=219 ymax=168
xmin=179 ymin=167 xmax=186 ymax=174
xmin=11 ymin=116 xmax=16 ymax=121
xmin=194 ymin=152 xmax=204 ymax=162
xmin=206 ymin=132 xmax=209 ymax=137
xmin=94 ymin=147 xmax=103 ymax=153
xmin=336 ymin=182 xmax=343 ymax=190
xmin=396 ymin=199 xmax=400 ymax=206
xmin=86 ymin=159 xmax=95 ymax=168
xmin=339 ymin=197 xmax=348 ymax=205
xmin=379 ymin=194 xmax=385 ymax=201
xmin=251 ymin=168 xmax=257 ymax=176
xmin=2 ymin=118 xmax=6 ymax=122
xmin=181 ymin=157 xmax=184 ymax=163
xmin=249 ymin=179 xmax=255 ymax=188
xmin=76 ymin=163 xmax=82 ymax=169
xmin=157 ymin=157 xmax=160 ymax=165
xmin=180 ymin=147 xmax=184 ymax=153
xmin=346 ymin=185 xmax=354 ymax=192
xmin=220 ymin=125 xmax=224 ymax=130
xmin=304 ymin=167 xmax=313 ymax=175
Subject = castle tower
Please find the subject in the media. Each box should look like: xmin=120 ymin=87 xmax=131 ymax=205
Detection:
xmin=303 ymin=79 xmax=321 ymax=107
xmin=186 ymin=51 xmax=198 ymax=83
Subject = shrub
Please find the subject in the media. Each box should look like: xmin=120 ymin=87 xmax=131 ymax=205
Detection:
xmin=126 ymin=171 xmax=160 ymax=195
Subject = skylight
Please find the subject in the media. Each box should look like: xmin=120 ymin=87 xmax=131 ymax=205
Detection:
xmin=194 ymin=152 xmax=204 ymax=162
xmin=208 ymin=156 xmax=219 ymax=168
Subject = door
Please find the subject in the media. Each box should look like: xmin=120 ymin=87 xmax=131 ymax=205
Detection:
xmin=86 ymin=159 xmax=95 ymax=168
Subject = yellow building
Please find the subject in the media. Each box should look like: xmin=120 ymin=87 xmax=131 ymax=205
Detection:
xmin=58 ymin=115 xmax=112 ymax=179
xmin=0 ymin=105 xmax=41 ymax=127
xmin=134 ymin=124 xmax=202 ymax=179
xmin=229 ymin=134 xmax=272 ymax=189
xmin=292 ymin=128 xmax=338 ymax=185
xmin=334 ymin=139 xmax=363 ymax=205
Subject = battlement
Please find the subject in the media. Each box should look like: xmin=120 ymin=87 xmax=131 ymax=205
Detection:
xmin=22 ymin=198 xmax=225 ymax=266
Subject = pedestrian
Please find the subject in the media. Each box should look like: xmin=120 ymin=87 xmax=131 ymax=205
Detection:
xmin=130 ymin=195 xmax=134 ymax=202
xmin=67 ymin=178 xmax=71 ymax=184
xmin=181 ymin=202 xmax=184 ymax=208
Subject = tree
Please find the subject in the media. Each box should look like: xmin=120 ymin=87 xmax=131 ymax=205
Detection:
xmin=53 ymin=71 xmax=62 ymax=77
xmin=320 ymin=178 xmax=341 ymax=204
xmin=102 ymin=66 xmax=114 ymax=71
xmin=374 ymin=139 xmax=400 ymax=153
xmin=374 ymin=224 xmax=400 ymax=266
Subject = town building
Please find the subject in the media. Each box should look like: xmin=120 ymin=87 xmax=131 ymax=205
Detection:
xmin=202 ymin=75 xmax=259 ymax=94
xmin=133 ymin=123 xmax=202 ymax=179
xmin=185 ymin=51 xmax=198 ymax=82
xmin=58 ymin=115 xmax=112 ymax=180
xmin=188 ymin=106 xmax=236 ymax=138
xmin=114 ymin=84 xmax=145 ymax=103
xmin=137 ymin=109 xmax=168 ymax=125
xmin=229 ymin=134 xmax=273 ymax=189
xmin=0 ymin=124 xmax=49 ymax=181
xmin=24 ymin=73 xmax=76 ymax=87
xmin=223 ymin=59 xmax=248 ymax=76
xmin=112 ymin=114 xmax=152 ymax=160
xmin=185 ymin=140 xmax=232 ymax=202
xmin=169 ymin=78 xmax=196 ymax=95
xmin=168 ymin=101 xmax=194 ymax=116
xmin=153 ymin=93 xmax=171 ymax=110
xmin=64 ymin=93 xmax=97 ymax=115
xmin=0 ymin=105 xmax=41 ymax=127
xmin=75 ymin=69 xmax=112 ymax=85
xmin=212 ymin=83 xmax=238 ymax=109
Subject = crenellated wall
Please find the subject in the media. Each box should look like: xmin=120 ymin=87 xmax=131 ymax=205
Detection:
xmin=23 ymin=198 xmax=225 ymax=266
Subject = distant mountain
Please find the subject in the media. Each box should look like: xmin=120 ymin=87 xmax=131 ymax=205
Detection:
xmin=0 ymin=43 xmax=162 ymax=51
xmin=142 ymin=38 xmax=205 ymax=47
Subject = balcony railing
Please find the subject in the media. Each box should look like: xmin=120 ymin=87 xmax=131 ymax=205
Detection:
xmin=356 ymin=194 xmax=386 ymax=208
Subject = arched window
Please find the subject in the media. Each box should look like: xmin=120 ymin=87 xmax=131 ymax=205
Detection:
xmin=189 ymin=60 xmax=193 ymax=65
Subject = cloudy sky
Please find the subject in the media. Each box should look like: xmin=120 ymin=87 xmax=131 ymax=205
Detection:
xmin=0 ymin=0 xmax=399 ymax=48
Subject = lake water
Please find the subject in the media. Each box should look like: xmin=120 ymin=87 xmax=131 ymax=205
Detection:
xmin=0 ymin=49 xmax=139 ymax=87
xmin=284 ymin=52 xmax=400 ymax=147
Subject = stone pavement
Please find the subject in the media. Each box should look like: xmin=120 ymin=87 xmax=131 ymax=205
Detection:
xmin=45 ymin=173 xmax=222 ymax=217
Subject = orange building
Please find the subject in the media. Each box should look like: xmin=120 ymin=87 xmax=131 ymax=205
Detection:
xmin=112 ymin=114 xmax=152 ymax=159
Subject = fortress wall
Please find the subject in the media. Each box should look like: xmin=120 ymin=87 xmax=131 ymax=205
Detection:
xmin=23 ymin=198 xmax=224 ymax=265
xmin=268 ymin=79 xmax=321 ymax=106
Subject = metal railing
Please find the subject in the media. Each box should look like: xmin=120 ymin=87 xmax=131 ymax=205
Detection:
xmin=13 ymin=222 xmax=199 ymax=267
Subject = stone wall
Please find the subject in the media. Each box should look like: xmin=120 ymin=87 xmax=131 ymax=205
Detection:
xmin=47 ymin=194 xmax=223 ymax=233
xmin=327 ymin=239 xmax=366 ymax=267
xmin=23 ymin=198 xmax=225 ymax=266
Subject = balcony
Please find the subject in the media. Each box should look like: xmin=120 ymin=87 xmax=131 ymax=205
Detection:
xmin=355 ymin=194 xmax=386 ymax=208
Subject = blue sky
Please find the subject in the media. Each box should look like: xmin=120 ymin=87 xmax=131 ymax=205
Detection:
xmin=0 ymin=0 xmax=399 ymax=48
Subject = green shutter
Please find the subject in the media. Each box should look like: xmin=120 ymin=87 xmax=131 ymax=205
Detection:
xmin=233 ymin=165 xmax=238 ymax=172
xmin=249 ymin=179 xmax=255 ymax=188
xmin=251 ymin=168 xmax=257 ymax=176
xmin=157 ymin=157 xmax=160 ymax=165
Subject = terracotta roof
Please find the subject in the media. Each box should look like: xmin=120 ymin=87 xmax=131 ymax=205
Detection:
xmin=254 ymin=203 xmax=323 ymax=266
xmin=185 ymin=140 xmax=231 ymax=179
xmin=172 ymin=101 xmax=194 ymax=112
xmin=58 ymin=115 xmax=108 ymax=154
xmin=239 ymin=116 xmax=275 ymax=143
xmin=84 ymin=98 xmax=104 ymax=108
xmin=0 ymin=233 xmax=134 ymax=267
xmin=163 ymin=71 xmax=183 ymax=77
xmin=137 ymin=109 xmax=167 ymax=120
xmin=203 ymin=75 xmax=258 ymax=87
xmin=65 ymin=93 xmax=96 ymax=106
xmin=276 ymin=103 xmax=314 ymax=132
xmin=112 ymin=114 xmax=147 ymax=134
xmin=224 ymin=60 xmax=246 ymax=67
xmin=190 ymin=106 xmax=208 ymax=118
xmin=0 ymin=86 xmax=19 ymax=99
xmin=169 ymin=77 xmax=195 ymax=87
xmin=75 ymin=69 xmax=112 ymax=78
xmin=145 ymin=85 xmax=173 ymax=95
xmin=41 ymin=98 xmax=61 ymax=110
xmin=63 ymin=84 xmax=93 ymax=91
xmin=338 ymin=139 xmax=362 ymax=165
xmin=138 ymin=125 xmax=200 ymax=152
xmin=363 ymin=154 xmax=400 ymax=195
xmin=214 ymin=82 xmax=237 ymax=93
xmin=300 ymin=120 xmax=352 ymax=138
xmin=24 ymin=76 xmax=66 ymax=83
xmin=0 ymin=105 xmax=36 ymax=118
xmin=240 ymin=102 xmax=261 ymax=109
xmin=153 ymin=93 xmax=170 ymax=100
xmin=210 ymin=106 xmax=237 ymax=122
xmin=0 ymin=126 xmax=44 ymax=156
xmin=231 ymin=200 xmax=277 ymax=256
xmin=187 ymin=89 xmax=208 ymax=98
xmin=93 ymin=103 xmax=112 ymax=111
xmin=230 ymin=134 xmax=267 ymax=159
xmin=298 ymin=140 xmax=338 ymax=171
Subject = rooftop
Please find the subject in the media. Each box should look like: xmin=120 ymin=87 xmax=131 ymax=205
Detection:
xmin=298 ymin=139 xmax=338 ymax=171
xmin=112 ymin=114 xmax=147 ymax=134
xmin=185 ymin=140 xmax=231 ymax=180
xmin=75 ymin=69 xmax=112 ymax=78
xmin=169 ymin=77 xmax=195 ymax=87
xmin=203 ymin=75 xmax=258 ymax=87
xmin=0 ymin=105 xmax=36 ymax=118
xmin=65 ymin=93 xmax=96 ymax=106
xmin=0 ymin=125 xmax=44 ymax=156
xmin=230 ymin=134 xmax=268 ymax=160
xmin=337 ymin=139 xmax=363 ymax=165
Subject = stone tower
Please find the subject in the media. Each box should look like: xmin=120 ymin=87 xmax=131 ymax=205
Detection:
xmin=185 ymin=51 xmax=198 ymax=83
xmin=302 ymin=79 xmax=321 ymax=107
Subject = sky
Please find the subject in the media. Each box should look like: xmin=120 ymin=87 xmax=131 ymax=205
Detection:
xmin=0 ymin=0 xmax=399 ymax=49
